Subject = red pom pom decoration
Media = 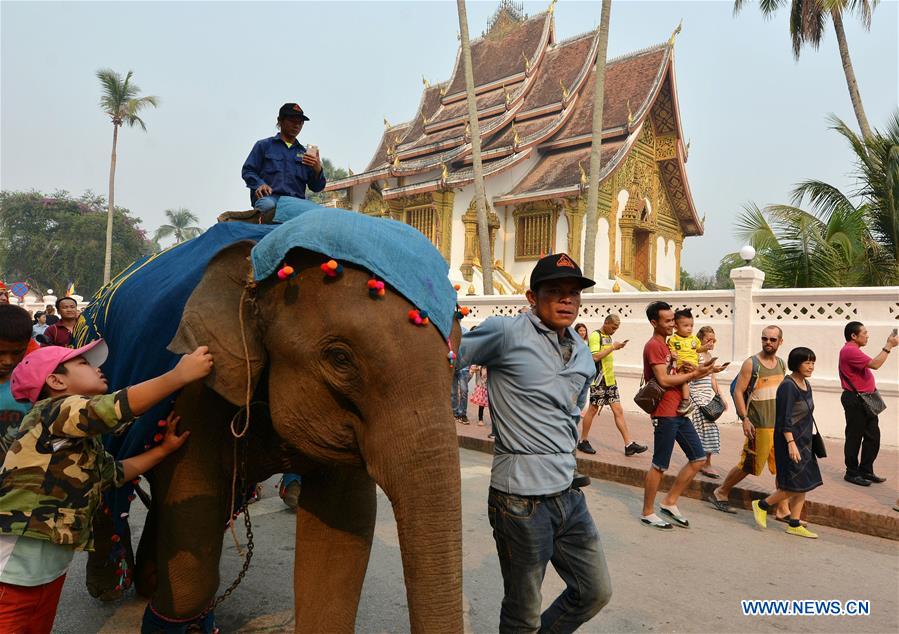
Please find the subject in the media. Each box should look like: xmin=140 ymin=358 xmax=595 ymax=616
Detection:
xmin=367 ymin=279 xmax=378 ymax=289
xmin=321 ymin=259 xmax=343 ymax=278
xmin=277 ymin=264 xmax=295 ymax=280
xmin=157 ymin=420 xmax=167 ymax=427
xmin=454 ymin=284 xmax=461 ymax=291
xmin=153 ymin=433 xmax=163 ymax=443
xmin=111 ymin=534 xmax=121 ymax=543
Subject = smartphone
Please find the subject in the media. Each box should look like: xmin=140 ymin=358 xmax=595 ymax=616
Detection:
xmin=719 ymin=361 xmax=731 ymax=369
xmin=621 ymin=339 xmax=629 ymax=345
xmin=892 ymin=328 xmax=898 ymax=337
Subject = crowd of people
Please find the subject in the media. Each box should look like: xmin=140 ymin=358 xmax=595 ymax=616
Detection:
xmin=455 ymin=252 xmax=896 ymax=630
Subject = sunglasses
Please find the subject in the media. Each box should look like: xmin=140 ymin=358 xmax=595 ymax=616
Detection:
xmin=761 ymin=337 xmax=779 ymax=343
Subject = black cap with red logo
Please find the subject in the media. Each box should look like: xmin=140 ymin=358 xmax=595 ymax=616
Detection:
xmin=278 ymin=102 xmax=310 ymax=121
xmin=529 ymin=253 xmax=595 ymax=290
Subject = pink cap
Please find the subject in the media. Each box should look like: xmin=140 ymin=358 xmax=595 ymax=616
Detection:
xmin=11 ymin=340 xmax=109 ymax=403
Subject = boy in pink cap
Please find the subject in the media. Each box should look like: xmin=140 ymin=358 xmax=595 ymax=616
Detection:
xmin=0 ymin=340 xmax=213 ymax=633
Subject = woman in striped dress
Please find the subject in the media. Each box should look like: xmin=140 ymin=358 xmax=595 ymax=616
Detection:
xmin=690 ymin=326 xmax=726 ymax=478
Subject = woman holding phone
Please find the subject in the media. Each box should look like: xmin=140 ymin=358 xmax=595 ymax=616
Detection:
xmin=751 ymin=347 xmax=823 ymax=538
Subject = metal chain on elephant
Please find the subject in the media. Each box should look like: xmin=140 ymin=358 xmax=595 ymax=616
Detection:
xmin=198 ymin=430 xmax=255 ymax=621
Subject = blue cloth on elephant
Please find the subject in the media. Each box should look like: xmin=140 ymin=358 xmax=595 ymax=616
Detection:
xmin=253 ymin=200 xmax=457 ymax=340
xmin=74 ymin=222 xmax=277 ymax=562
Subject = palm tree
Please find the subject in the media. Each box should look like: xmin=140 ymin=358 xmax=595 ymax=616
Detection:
xmin=581 ymin=0 xmax=612 ymax=286
xmin=154 ymin=208 xmax=202 ymax=245
xmin=97 ymin=69 xmax=159 ymax=284
xmin=733 ymin=0 xmax=877 ymax=141
xmin=730 ymin=113 xmax=899 ymax=287
xmin=456 ymin=0 xmax=493 ymax=295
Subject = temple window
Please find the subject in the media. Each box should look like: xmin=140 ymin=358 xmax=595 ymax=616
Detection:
xmin=515 ymin=209 xmax=554 ymax=259
xmin=404 ymin=204 xmax=440 ymax=248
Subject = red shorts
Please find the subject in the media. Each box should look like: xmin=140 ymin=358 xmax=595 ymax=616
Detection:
xmin=0 ymin=573 xmax=66 ymax=634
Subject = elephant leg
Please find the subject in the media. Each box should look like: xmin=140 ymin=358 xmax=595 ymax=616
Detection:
xmin=142 ymin=386 xmax=232 ymax=627
xmin=294 ymin=466 xmax=377 ymax=633
xmin=135 ymin=503 xmax=158 ymax=598
xmin=86 ymin=504 xmax=134 ymax=601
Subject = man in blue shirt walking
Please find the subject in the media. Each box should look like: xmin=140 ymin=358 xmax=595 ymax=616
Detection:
xmin=461 ymin=253 xmax=612 ymax=633
xmin=242 ymin=102 xmax=327 ymax=219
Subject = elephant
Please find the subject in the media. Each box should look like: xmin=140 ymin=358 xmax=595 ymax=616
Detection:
xmin=80 ymin=211 xmax=464 ymax=633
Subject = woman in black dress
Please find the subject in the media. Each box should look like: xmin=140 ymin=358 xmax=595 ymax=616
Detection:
xmin=750 ymin=347 xmax=823 ymax=538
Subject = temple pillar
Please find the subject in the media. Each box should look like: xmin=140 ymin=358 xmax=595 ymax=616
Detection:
xmin=674 ymin=238 xmax=683 ymax=289
xmin=607 ymin=193 xmax=619 ymax=279
xmin=563 ymin=196 xmax=586 ymax=263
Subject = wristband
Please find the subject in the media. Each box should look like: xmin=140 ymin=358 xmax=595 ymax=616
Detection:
xmin=787 ymin=439 xmax=795 ymax=444
xmin=884 ymin=347 xmax=891 ymax=354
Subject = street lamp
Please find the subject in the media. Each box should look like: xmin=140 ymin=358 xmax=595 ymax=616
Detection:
xmin=739 ymin=245 xmax=756 ymax=265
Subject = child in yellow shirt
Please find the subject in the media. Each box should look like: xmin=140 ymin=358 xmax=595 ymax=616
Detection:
xmin=668 ymin=308 xmax=707 ymax=415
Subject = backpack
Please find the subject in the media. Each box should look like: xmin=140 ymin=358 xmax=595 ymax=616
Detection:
xmin=729 ymin=355 xmax=760 ymax=409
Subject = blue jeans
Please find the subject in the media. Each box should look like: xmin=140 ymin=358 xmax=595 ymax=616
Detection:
xmin=651 ymin=416 xmax=705 ymax=471
xmin=487 ymin=487 xmax=612 ymax=633
xmin=254 ymin=194 xmax=280 ymax=213
xmin=451 ymin=369 xmax=469 ymax=417
xmin=281 ymin=473 xmax=301 ymax=489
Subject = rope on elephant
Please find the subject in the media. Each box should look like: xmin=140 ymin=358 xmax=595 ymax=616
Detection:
xmin=225 ymin=284 xmax=256 ymax=555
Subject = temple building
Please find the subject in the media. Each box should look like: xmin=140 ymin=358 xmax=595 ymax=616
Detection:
xmin=324 ymin=1 xmax=703 ymax=293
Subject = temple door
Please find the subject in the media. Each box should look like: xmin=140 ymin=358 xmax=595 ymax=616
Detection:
xmin=634 ymin=230 xmax=650 ymax=285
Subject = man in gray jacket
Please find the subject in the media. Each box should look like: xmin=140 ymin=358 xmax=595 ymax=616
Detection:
xmin=461 ymin=253 xmax=611 ymax=633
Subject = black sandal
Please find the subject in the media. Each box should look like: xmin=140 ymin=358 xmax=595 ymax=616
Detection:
xmin=706 ymin=494 xmax=737 ymax=514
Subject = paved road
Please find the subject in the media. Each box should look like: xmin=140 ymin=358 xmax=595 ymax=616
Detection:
xmin=56 ymin=450 xmax=898 ymax=632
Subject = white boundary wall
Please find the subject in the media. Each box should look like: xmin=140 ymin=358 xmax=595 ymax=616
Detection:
xmin=460 ymin=267 xmax=899 ymax=446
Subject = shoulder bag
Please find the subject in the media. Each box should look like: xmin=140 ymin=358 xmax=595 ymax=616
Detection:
xmin=793 ymin=378 xmax=826 ymax=459
xmin=811 ymin=419 xmax=827 ymax=459
xmin=634 ymin=377 xmax=665 ymax=415
xmin=839 ymin=368 xmax=886 ymax=418
xmin=699 ymin=394 xmax=726 ymax=421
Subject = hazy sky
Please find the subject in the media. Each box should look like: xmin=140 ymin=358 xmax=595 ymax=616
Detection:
xmin=2 ymin=0 xmax=896 ymax=275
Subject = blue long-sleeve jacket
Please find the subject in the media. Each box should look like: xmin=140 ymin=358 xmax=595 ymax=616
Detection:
xmin=241 ymin=135 xmax=327 ymax=199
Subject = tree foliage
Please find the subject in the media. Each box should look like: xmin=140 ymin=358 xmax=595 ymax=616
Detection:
xmin=0 ymin=190 xmax=154 ymax=298
xmin=307 ymin=158 xmax=350 ymax=204
xmin=725 ymin=113 xmax=899 ymax=287
xmin=154 ymin=208 xmax=202 ymax=245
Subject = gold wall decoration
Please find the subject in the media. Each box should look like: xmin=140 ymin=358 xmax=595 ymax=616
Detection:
xmin=561 ymin=196 xmax=586 ymax=263
xmin=386 ymin=191 xmax=455 ymax=261
xmin=654 ymin=136 xmax=678 ymax=161
xmin=462 ymin=198 xmax=501 ymax=280
xmin=360 ymin=185 xmax=389 ymax=217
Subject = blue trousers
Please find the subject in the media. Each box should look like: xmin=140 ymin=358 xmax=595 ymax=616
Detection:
xmin=488 ymin=487 xmax=612 ymax=633
xmin=451 ymin=369 xmax=469 ymax=417
xmin=253 ymin=194 xmax=279 ymax=213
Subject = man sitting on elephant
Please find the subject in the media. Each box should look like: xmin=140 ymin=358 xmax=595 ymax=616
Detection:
xmin=461 ymin=253 xmax=612 ymax=633
xmin=241 ymin=102 xmax=326 ymax=221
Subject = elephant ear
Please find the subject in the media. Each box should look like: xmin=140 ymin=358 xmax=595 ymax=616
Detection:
xmin=168 ymin=241 xmax=266 ymax=407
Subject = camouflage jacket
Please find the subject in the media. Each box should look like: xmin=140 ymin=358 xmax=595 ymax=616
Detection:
xmin=0 ymin=390 xmax=133 ymax=551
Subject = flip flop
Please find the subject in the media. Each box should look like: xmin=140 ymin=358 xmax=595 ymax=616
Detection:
xmin=706 ymin=494 xmax=737 ymax=514
xmin=700 ymin=469 xmax=721 ymax=479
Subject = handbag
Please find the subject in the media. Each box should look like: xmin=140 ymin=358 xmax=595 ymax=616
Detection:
xmin=699 ymin=394 xmax=726 ymax=421
xmin=791 ymin=376 xmax=826 ymax=459
xmin=634 ymin=378 xmax=665 ymax=414
xmin=811 ymin=419 xmax=827 ymax=459
xmin=839 ymin=369 xmax=887 ymax=418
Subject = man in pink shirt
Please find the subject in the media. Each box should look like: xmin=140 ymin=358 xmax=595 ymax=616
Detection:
xmin=839 ymin=321 xmax=898 ymax=486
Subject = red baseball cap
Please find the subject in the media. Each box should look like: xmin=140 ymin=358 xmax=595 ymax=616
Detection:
xmin=11 ymin=340 xmax=108 ymax=403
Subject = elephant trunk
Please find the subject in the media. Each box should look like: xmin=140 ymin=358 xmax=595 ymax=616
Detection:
xmin=365 ymin=403 xmax=463 ymax=633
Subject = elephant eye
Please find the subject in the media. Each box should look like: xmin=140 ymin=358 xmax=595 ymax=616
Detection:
xmin=323 ymin=345 xmax=354 ymax=370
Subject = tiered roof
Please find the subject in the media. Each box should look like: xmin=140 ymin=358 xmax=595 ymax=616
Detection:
xmin=328 ymin=3 xmax=702 ymax=236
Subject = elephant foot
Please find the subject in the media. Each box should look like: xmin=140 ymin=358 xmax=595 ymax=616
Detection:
xmin=142 ymin=604 xmax=218 ymax=634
